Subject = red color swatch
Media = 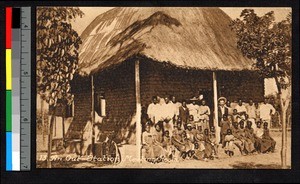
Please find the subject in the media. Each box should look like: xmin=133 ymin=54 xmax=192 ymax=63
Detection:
xmin=6 ymin=7 xmax=12 ymax=49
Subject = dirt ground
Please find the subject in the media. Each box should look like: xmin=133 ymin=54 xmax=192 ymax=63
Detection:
xmin=36 ymin=131 xmax=291 ymax=169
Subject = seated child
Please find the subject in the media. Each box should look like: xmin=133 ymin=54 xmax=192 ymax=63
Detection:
xmin=220 ymin=114 xmax=231 ymax=147
xmin=188 ymin=115 xmax=196 ymax=130
xmin=209 ymin=126 xmax=218 ymax=158
xmin=193 ymin=142 xmax=206 ymax=161
xmin=232 ymin=109 xmax=240 ymax=123
xmin=176 ymin=117 xmax=183 ymax=130
xmin=224 ymin=129 xmax=235 ymax=157
xmin=162 ymin=130 xmax=175 ymax=160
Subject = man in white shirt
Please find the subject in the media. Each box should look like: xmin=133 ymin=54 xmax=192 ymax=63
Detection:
xmin=259 ymin=98 xmax=276 ymax=129
xmin=235 ymin=99 xmax=247 ymax=115
xmin=161 ymin=96 xmax=176 ymax=136
xmin=198 ymin=99 xmax=211 ymax=131
xmin=246 ymin=99 xmax=257 ymax=129
xmin=171 ymin=95 xmax=180 ymax=118
xmin=147 ymin=96 xmax=159 ymax=124
xmin=155 ymin=97 xmax=166 ymax=123
xmin=226 ymin=100 xmax=233 ymax=115
xmin=187 ymin=97 xmax=200 ymax=122
xmin=246 ymin=99 xmax=256 ymax=119
xmin=171 ymin=95 xmax=181 ymax=108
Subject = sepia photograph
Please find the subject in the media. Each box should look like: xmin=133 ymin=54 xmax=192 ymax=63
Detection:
xmin=36 ymin=7 xmax=292 ymax=169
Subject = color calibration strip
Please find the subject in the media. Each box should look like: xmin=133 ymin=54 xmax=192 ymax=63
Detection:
xmin=6 ymin=7 xmax=31 ymax=171
xmin=6 ymin=6 xmax=13 ymax=171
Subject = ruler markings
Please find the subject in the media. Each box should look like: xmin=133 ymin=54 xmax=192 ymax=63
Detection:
xmin=20 ymin=7 xmax=31 ymax=171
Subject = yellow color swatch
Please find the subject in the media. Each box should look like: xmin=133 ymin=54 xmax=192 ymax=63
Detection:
xmin=6 ymin=49 xmax=12 ymax=90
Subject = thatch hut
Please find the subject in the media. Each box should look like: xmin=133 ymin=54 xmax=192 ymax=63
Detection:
xmin=67 ymin=7 xmax=264 ymax=158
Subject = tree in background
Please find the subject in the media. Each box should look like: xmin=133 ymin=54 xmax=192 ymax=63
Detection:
xmin=36 ymin=7 xmax=83 ymax=168
xmin=230 ymin=9 xmax=291 ymax=168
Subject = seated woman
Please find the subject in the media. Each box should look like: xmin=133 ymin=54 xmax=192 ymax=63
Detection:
xmin=142 ymin=124 xmax=165 ymax=163
xmin=260 ymin=122 xmax=276 ymax=153
xmin=224 ymin=129 xmax=235 ymax=157
xmin=194 ymin=130 xmax=207 ymax=157
xmin=181 ymin=131 xmax=195 ymax=159
xmin=231 ymin=122 xmax=245 ymax=155
xmin=171 ymin=129 xmax=194 ymax=160
xmin=237 ymin=120 xmax=247 ymax=154
xmin=152 ymin=123 xmax=163 ymax=144
xmin=253 ymin=120 xmax=264 ymax=153
xmin=186 ymin=123 xmax=199 ymax=144
xmin=244 ymin=121 xmax=256 ymax=154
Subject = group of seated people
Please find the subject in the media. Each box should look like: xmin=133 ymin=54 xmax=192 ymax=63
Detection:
xmin=142 ymin=95 xmax=276 ymax=163
xmin=142 ymin=117 xmax=218 ymax=163
xmin=220 ymin=115 xmax=276 ymax=157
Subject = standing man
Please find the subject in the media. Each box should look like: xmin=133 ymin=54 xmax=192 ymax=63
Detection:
xmin=235 ymin=99 xmax=247 ymax=117
xmin=171 ymin=95 xmax=181 ymax=109
xmin=218 ymin=97 xmax=228 ymax=144
xmin=226 ymin=100 xmax=233 ymax=115
xmin=246 ymin=99 xmax=257 ymax=130
xmin=259 ymin=97 xmax=276 ymax=129
xmin=170 ymin=95 xmax=180 ymax=120
xmin=217 ymin=97 xmax=229 ymax=126
xmin=187 ymin=97 xmax=200 ymax=122
xmin=147 ymin=96 xmax=159 ymax=124
xmin=178 ymin=100 xmax=189 ymax=130
xmin=199 ymin=99 xmax=211 ymax=131
xmin=162 ymin=96 xmax=177 ymax=136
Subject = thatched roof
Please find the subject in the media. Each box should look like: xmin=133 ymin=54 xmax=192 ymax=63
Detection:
xmin=78 ymin=7 xmax=254 ymax=75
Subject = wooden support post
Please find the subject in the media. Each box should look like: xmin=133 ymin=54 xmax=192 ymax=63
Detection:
xmin=41 ymin=99 xmax=45 ymax=145
xmin=62 ymin=117 xmax=65 ymax=141
xmin=135 ymin=60 xmax=142 ymax=162
xmin=213 ymin=72 xmax=220 ymax=144
xmin=91 ymin=75 xmax=95 ymax=156
xmin=47 ymin=115 xmax=54 ymax=168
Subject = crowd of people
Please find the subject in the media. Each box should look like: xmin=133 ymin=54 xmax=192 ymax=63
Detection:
xmin=142 ymin=95 xmax=277 ymax=163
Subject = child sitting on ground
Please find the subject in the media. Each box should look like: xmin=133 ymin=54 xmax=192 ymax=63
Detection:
xmin=188 ymin=115 xmax=196 ymax=131
xmin=193 ymin=142 xmax=207 ymax=161
xmin=209 ymin=126 xmax=219 ymax=158
xmin=162 ymin=130 xmax=174 ymax=160
xmin=232 ymin=109 xmax=240 ymax=124
xmin=224 ymin=129 xmax=235 ymax=157
xmin=220 ymin=114 xmax=231 ymax=147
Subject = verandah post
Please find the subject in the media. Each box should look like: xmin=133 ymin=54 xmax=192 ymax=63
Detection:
xmin=213 ymin=71 xmax=220 ymax=144
xmin=91 ymin=75 xmax=95 ymax=156
xmin=135 ymin=60 xmax=142 ymax=162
